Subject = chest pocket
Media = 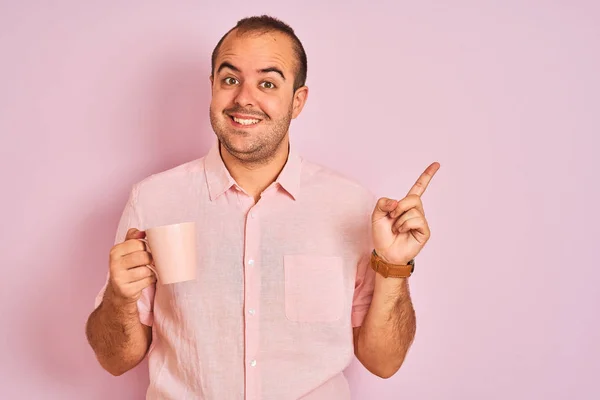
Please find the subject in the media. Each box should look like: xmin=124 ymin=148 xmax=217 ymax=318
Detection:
xmin=284 ymin=255 xmax=345 ymax=323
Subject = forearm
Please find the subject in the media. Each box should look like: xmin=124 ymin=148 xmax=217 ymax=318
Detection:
xmin=356 ymin=275 xmax=416 ymax=378
xmin=85 ymin=286 xmax=151 ymax=376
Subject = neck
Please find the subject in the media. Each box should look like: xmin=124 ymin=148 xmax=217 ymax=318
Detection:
xmin=219 ymin=140 xmax=289 ymax=202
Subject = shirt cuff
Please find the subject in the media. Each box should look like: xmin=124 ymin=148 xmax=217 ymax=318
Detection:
xmin=138 ymin=311 xmax=154 ymax=327
xmin=351 ymin=307 xmax=369 ymax=328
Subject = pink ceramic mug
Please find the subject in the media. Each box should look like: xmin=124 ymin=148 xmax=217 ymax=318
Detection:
xmin=144 ymin=222 xmax=197 ymax=285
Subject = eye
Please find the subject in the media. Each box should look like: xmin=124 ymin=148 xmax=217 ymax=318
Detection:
xmin=223 ymin=77 xmax=239 ymax=85
xmin=260 ymin=81 xmax=276 ymax=89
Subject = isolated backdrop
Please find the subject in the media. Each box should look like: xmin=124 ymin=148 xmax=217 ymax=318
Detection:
xmin=1 ymin=1 xmax=599 ymax=399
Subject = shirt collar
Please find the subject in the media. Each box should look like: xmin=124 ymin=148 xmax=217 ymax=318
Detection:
xmin=275 ymin=145 xmax=302 ymax=200
xmin=205 ymin=142 xmax=236 ymax=201
xmin=204 ymin=141 xmax=302 ymax=201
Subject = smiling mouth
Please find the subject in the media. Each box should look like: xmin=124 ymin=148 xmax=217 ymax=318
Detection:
xmin=230 ymin=115 xmax=261 ymax=126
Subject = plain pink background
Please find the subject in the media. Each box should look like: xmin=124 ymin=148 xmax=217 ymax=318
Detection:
xmin=1 ymin=1 xmax=599 ymax=399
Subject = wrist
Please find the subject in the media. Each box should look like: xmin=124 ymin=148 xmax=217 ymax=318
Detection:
xmin=371 ymin=249 xmax=415 ymax=279
xmin=374 ymin=249 xmax=411 ymax=266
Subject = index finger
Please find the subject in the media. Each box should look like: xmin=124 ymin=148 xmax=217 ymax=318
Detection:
xmin=110 ymin=238 xmax=147 ymax=260
xmin=407 ymin=162 xmax=440 ymax=197
xmin=125 ymin=228 xmax=146 ymax=241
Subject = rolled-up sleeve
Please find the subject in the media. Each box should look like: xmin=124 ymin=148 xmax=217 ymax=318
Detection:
xmin=93 ymin=184 xmax=155 ymax=326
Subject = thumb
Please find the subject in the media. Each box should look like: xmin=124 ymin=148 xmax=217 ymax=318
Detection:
xmin=372 ymin=197 xmax=397 ymax=220
xmin=125 ymin=228 xmax=146 ymax=241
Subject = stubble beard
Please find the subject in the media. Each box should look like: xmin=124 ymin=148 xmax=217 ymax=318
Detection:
xmin=209 ymin=106 xmax=293 ymax=165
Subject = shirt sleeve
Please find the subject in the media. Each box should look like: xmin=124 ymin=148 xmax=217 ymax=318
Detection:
xmin=351 ymin=194 xmax=377 ymax=328
xmin=93 ymin=185 xmax=156 ymax=326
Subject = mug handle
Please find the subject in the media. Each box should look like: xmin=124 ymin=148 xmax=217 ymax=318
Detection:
xmin=141 ymin=238 xmax=159 ymax=281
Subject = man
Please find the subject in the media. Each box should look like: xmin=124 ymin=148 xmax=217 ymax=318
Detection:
xmin=86 ymin=15 xmax=439 ymax=400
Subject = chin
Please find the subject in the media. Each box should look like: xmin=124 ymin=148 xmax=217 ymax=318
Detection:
xmin=218 ymin=134 xmax=258 ymax=156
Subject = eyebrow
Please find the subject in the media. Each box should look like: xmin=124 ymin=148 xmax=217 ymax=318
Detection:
xmin=217 ymin=62 xmax=240 ymax=74
xmin=259 ymin=67 xmax=286 ymax=81
xmin=217 ymin=62 xmax=286 ymax=81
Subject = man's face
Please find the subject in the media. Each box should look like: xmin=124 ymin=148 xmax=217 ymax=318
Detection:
xmin=209 ymin=30 xmax=308 ymax=163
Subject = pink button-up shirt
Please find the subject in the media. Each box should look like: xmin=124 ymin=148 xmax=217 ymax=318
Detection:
xmin=95 ymin=142 xmax=377 ymax=399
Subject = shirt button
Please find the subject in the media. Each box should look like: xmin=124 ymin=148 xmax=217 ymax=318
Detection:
xmin=250 ymin=360 xmax=257 ymax=367
xmin=249 ymin=211 xmax=255 ymax=219
xmin=248 ymin=259 xmax=254 ymax=266
xmin=248 ymin=309 xmax=255 ymax=315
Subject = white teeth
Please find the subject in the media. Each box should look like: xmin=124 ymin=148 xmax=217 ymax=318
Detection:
xmin=232 ymin=116 xmax=260 ymax=125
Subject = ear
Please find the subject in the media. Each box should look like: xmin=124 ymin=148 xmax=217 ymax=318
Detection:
xmin=291 ymin=86 xmax=309 ymax=119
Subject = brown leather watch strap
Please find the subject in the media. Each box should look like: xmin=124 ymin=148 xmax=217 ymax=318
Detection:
xmin=370 ymin=250 xmax=414 ymax=278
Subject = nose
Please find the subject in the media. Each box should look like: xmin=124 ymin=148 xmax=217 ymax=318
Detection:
xmin=234 ymin=81 xmax=256 ymax=108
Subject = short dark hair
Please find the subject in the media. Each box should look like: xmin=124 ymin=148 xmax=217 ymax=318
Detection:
xmin=211 ymin=15 xmax=308 ymax=91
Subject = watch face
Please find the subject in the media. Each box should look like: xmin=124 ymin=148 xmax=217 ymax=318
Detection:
xmin=408 ymin=259 xmax=415 ymax=273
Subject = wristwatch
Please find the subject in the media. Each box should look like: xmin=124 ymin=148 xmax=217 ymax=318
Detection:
xmin=370 ymin=250 xmax=415 ymax=278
